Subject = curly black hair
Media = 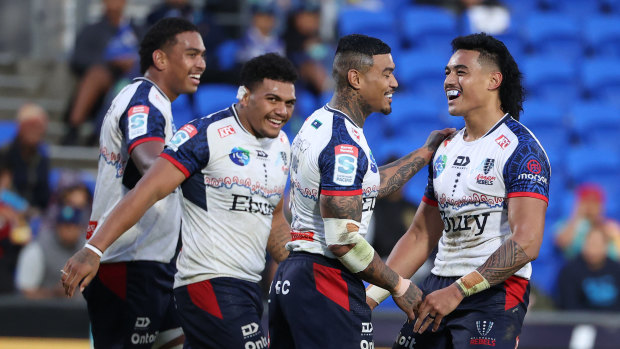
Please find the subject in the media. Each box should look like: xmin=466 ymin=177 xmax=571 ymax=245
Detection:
xmin=332 ymin=34 xmax=391 ymax=90
xmin=240 ymin=53 xmax=298 ymax=90
xmin=139 ymin=17 xmax=199 ymax=74
xmin=451 ymin=33 xmax=525 ymax=120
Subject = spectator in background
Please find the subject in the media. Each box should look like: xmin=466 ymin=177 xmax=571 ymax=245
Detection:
xmin=554 ymin=183 xmax=620 ymax=261
xmin=62 ymin=0 xmax=141 ymax=145
xmin=458 ymin=0 xmax=510 ymax=35
xmin=15 ymin=205 xmax=86 ymax=300
xmin=0 ymin=103 xmax=50 ymax=214
xmin=556 ymin=226 xmax=620 ymax=311
xmin=237 ymin=3 xmax=285 ymax=64
xmin=283 ymin=2 xmax=333 ymax=96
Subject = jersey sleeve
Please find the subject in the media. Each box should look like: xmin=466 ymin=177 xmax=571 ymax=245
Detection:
xmin=119 ymin=103 xmax=166 ymax=154
xmin=503 ymin=138 xmax=550 ymax=203
xmin=317 ymin=124 xmax=368 ymax=196
xmin=161 ymin=121 xmax=209 ymax=178
xmin=422 ymin=155 xmax=438 ymax=206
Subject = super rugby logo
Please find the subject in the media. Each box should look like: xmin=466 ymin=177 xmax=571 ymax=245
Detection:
xmin=433 ymin=154 xmax=447 ymax=178
xmin=169 ymin=124 xmax=198 ymax=151
xmin=128 ymin=105 xmax=149 ymax=139
xmin=230 ymin=147 xmax=251 ymax=166
xmin=333 ymin=144 xmax=358 ymax=186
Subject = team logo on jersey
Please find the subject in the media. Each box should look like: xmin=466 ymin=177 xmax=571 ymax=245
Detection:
xmin=230 ymin=146 xmax=251 ymax=166
xmin=369 ymin=151 xmax=378 ymax=173
xmin=333 ymin=144 xmax=358 ymax=186
xmin=169 ymin=124 xmax=198 ymax=151
xmin=495 ymin=135 xmax=511 ymax=149
xmin=527 ymin=159 xmax=542 ymax=174
xmin=127 ymin=105 xmax=149 ymax=139
xmin=433 ymin=154 xmax=447 ymax=178
xmin=470 ymin=320 xmax=496 ymax=346
xmin=311 ymin=119 xmax=322 ymax=129
xmin=217 ymin=125 xmax=235 ymax=138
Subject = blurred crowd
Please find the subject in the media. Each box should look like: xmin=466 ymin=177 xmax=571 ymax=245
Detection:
xmin=1 ymin=0 xmax=619 ymax=315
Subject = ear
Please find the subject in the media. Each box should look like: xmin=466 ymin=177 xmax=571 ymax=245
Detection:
xmin=152 ymin=49 xmax=167 ymax=71
xmin=238 ymin=88 xmax=251 ymax=107
xmin=488 ymin=71 xmax=502 ymax=91
xmin=347 ymin=69 xmax=362 ymax=90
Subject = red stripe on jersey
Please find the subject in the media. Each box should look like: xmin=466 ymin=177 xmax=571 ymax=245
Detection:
xmin=422 ymin=196 xmax=438 ymax=207
xmin=160 ymin=153 xmax=191 ymax=178
xmin=128 ymin=137 xmax=164 ymax=154
xmin=320 ymin=189 xmax=362 ymax=196
xmin=507 ymin=192 xmax=549 ymax=204
xmin=98 ymin=263 xmax=127 ymax=300
xmin=313 ymin=263 xmax=350 ymax=311
xmin=187 ymin=280 xmax=223 ymax=319
xmin=290 ymin=231 xmax=315 ymax=242
xmin=504 ymin=275 xmax=529 ymax=311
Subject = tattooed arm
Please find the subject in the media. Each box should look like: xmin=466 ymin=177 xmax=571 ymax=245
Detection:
xmin=378 ymin=128 xmax=455 ymax=198
xmin=321 ymin=194 xmax=423 ymax=320
xmin=267 ymin=198 xmax=291 ymax=263
xmin=413 ymin=196 xmax=547 ymax=333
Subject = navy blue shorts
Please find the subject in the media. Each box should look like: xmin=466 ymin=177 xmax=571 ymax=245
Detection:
xmin=174 ymin=277 xmax=267 ymax=349
xmin=83 ymin=260 xmax=181 ymax=348
xmin=392 ymin=273 xmax=530 ymax=349
xmin=269 ymin=252 xmax=374 ymax=348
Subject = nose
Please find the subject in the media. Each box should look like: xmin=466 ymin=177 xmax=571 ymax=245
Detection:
xmin=390 ymin=74 xmax=398 ymax=90
xmin=197 ymin=54 xmax=206 ymax=71
xmin=444 ymin=71 xmax=457 ymax=89
xmin=274 ymin=101 xmax=287 ymax=116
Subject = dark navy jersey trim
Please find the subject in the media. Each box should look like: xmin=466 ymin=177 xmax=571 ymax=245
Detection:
xmin=324 ymin=104 xmax=360 ymax=128
xmin=483 ymin=113 xmax=511 ymax=137
xmin=132 ymin=77 xmax=169 ymax=102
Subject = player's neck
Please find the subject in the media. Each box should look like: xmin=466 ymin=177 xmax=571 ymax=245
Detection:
xmin=462 ymin=107 xmax=505 ymax=141
xmin=143 ymin=71 xmax=178 ymax=102
xmin=329 ymin=89 xmax=370 ymax=128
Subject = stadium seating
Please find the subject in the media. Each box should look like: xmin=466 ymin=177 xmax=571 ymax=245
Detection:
xmin=400 ymin=6 xmax=457 ymax=54
xmin=194 ymin=84 xmax=238 ymax=117
xmin=0 ymin=120 xmax=17 ymax=146
xmin=581 ymin=57 xmax=620 ymax=104
xmin=171 ymin=93 xmax=196 ymax=127
xmin=522 ymin=55 xmax=581 ymax=104
xmin=216 ymin=39 xmax=240 ymax=71
xmin=569 ymin=101 xmax=620 ymax=146
xmin=584 ymin=15 xmax=620 ymax=57
xmin=393 ymin=50 xmax=449 ymax=99
xmin=337 ymin=6 xmax=400 ymax=51
xmin=523 ymin=13 xmax=582 ymax=60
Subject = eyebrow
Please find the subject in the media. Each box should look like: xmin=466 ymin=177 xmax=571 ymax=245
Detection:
xmin=266 ymin=93 xmax=296 ymax=102
xmin=445 ymin=64 xmax=469 ymax=70
xmin=383 ymin=67 xmax=395 ymax=73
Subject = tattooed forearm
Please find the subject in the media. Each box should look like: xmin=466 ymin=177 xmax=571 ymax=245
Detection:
xmin=320 ymin=195 xmax=362 ymax=220
xmin=357 ymin=252 xmax=400 ymax=291
xmin=476 ymin=239 xmax=531 ymax=286
xmin=378 ymin=151 xmax=428 ymax=198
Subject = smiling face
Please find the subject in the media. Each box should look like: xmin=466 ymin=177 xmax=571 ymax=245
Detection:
xmin=444 ymin=49 xmax=499 ymax=117
xmin=240 ymin=79 xmax=296 ymax=138
xmin=160 ymin=31 xmax=206 ymax=100
xmin=358 ymin=53 xmax=398 ymax=115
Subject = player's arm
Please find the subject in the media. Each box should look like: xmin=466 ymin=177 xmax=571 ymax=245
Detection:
xmin=377 ymin=128 xmax=454 ymax=198
xmin=267 ymin=198 xmax=291 ymax=263
xmin=366 ymin=201 xmax=444 ymax=308
xmin=61 ymin=158 xmax=186 ymax=297
xmin=414 ymin=196 xmax=547 ymax=333
xmin=321 ymin=194 xmax=422 ymax=321
xmin=131 ymin=140 xmax=165 ymax=174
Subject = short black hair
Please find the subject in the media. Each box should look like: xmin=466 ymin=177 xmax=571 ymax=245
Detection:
xmin=139 ymin=17 xmax=199 ymax=74
xmin=451 ymin=33 xmax=525 ymax=120
xmin=240 ymin=53 xmax=298 ymax=90
xmin=332 ymin=34 xmax=391 ymax=90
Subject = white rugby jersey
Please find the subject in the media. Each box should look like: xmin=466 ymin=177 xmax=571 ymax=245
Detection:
xmin=89 ymin=78 xmax=182 ymax=263
xmin=161 ymin=105 xmax=290 ymax=287
xmin=424 ymin=115 xmax=550 ymax=279
xmin=286 ymin=105 xmax=380 ymax=258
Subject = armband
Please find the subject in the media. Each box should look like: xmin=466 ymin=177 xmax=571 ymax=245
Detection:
xmin=455 ymin=271 xmax=490 ymax=297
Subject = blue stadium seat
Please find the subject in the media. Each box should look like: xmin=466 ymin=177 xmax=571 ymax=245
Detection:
xmin=0 ymin=120 xmax=17 ymax=146
xmin=216 ymin=40 xmax=240 ymax=70
xmin=521 ymin=99 xmax=567 ymax=132
xmin=194 ymin=84 xmax=238 ymax=117
xmin=584 ymin=15 xmax=620 ymax=57
xmin=385 ymin=93 xmax=444 ymax=138
xmin=338 ymin=6 xmax=400 ymax=50
xmin=581 ymin=57 xmax=620 ymax=104
xmin=566 ymin=144 xmax=620 ymax=184
xmin=400 ymin=6 xmax=457 ymax=54
xmin=393 ymin=50 xmax=449 ymax=99
xmin=523 ymin=14 xmax=583 ymax=59
xmin=171 ymin=93 xmax=196 ymax=127
xmin=538 ymin=0 xmax=601 ymax=16
xmin=569 ymin=101 xmax=620 ymax=146
xmin=522 ymin=55 xmax=580 ymax=103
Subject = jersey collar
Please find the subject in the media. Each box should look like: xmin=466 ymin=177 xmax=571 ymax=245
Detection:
xmin=324 ymin=104 xmax=361 ymax=128
xmin=133 ymin=77 xmax=170 ymax=103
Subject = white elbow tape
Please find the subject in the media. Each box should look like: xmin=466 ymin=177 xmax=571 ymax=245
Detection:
xmin=323 ymin=218 xmax=361 ymax=246
xmin=366 ymin=284 xmax=391 ymax=304
xmin=338 ymin=234 xmax=375 ymax=273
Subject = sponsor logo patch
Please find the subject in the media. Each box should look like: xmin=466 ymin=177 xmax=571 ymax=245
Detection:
xmin=128 ymin=105 xmax=149 ymax=139
xmin=333 ymin=144 xmax=358 ymax=186
xmin=495 ymin=135 xmax=511 ymax=149
xmin=311 ymin=119 xmax=322 ymax=129
xmin=169 ymin=124 xmax=198 ymax=151
xmin=86 ymin=221 xmax=98 ymax=239
xmin=453 ymin=155 xmax=470 ymax=167
xmin=218 ymin=125 xmax=236 ymax=138
xmin=527 ymin=159 xmax=542 ymax=174
xmin=230 ymin=146 xmax=251 ymax=166
xmin=434 ymin=154 xmax=447 ymax=178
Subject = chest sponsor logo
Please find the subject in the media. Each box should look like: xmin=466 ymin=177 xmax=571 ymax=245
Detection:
xmin=256 ymin=150 xmax=268 ymax=159
xmin=434 ymin=154 xmax=447 ymax=178
xmin=495 ymin=135 xmax=511 ymax=149
xmin=230 ymin=194 xmax=275 ymax=215
xmin=476 ymin=174 xmax=496 ymax=185
xmin=169 ymin=124 xmax=198 ymax=151
xmin=518 ymin=172 xmax=548 ymax=184
xmin=230 ymin=146 xmax=251 ymax=166
xmin=470 ymin=320 xmax=496 ymax=346
xmin=453 ymin=155 xmax=470 ymax=167
xmin=441 ymin=212 xmax=490 ymax=236
xmin=127 ymin=105 xmax=149 ymax=139
xmin=333 ymin=144 xmax=358 ymax=186
xmin=217 ymin=125 xmax=235 ymax=138
xmin=311 ymin=119 xmax=322 ymax=129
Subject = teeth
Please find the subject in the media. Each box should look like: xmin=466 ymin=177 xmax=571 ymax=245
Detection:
xmin=386 ymin=94 xmax=392 ymax=98
xmin=189 ymin=74 xmax=201 ymax=79
xmin=447 ymin=90 xmax=460 ymax=97
xmin=269 ymin=118 xmax=282 ymax=125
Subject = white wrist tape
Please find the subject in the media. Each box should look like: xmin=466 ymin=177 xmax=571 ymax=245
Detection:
xmin=84 ymin=243 xmax=103 ymax=258
xmin=455 ymin=270 xmax=490 ymax=297
xmin=366 ymin=284 xmax=390 ymax=304
xmin=236 ymin=85 xmax=248 ymax=100
xmin=323 ymin=218 xmax=360 ymax=246
xmin=338 ymin=235 xmax=375 ymax=273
